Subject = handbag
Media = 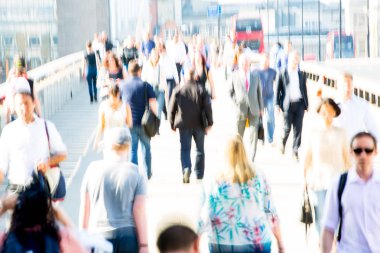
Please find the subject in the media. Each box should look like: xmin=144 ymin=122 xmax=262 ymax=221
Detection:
xmin=38 ymin=120 xmax=66 ymax=201
xmin=258 ymin=116 xmax=264 ymax=141
xmin=300 ymin=187 xmax=313 ymax=234
xmin=141 ymin=82 xmax=160 ymax=137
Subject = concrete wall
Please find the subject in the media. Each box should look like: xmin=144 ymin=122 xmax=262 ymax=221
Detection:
xmin=57 ymin=0 xmax=110 ymax=57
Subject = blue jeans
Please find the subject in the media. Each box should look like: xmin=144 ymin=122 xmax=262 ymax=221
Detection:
xmin=154 ymin=87 xmax=165 ymax=120
xmin=264 ymin=98 xmax=275 ymax=143
xmin=179 ymin=128 xmax=205 ymax=179
xmin=130 ymin=126 xmax=152 ymax=179
xmin=99 ymin=227 xmax=138 ymax=253
xmin=86 ymin=67 xmax=97 ymax=102
xmin=314 ymin=189 xmax=327 ymax=235
xmin=209 ymin=242 xmax=271 ymax=253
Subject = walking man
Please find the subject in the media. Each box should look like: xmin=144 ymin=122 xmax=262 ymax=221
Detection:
xmin=275 ymin=51 xmax=308 ymax=161
xmin=259 ymin=53 xmax=277 ymax=145
xmin=0 ymin=87 xmax=67 ymax=191
xmin=80 ymin=127 xmax=148 ymax=253
xmin=334 ymin=72 xmax=380 ymax=142
xmin=322 ymin=132 xmax=380 ymax=253
xmin=120 ymin=60 xmax=157 ymax=179
xmin=169 ymin=68 xmax=213 ymax=183
xmin=228 ymin=54 xmax=263 ymax=162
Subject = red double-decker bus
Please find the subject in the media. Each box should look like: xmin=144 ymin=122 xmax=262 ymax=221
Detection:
xmin=230 ymin=15 xmax=265 ymax=53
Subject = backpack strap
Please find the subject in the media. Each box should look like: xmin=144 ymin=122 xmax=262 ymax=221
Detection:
xmin=337 ymin=172 xmax=348 ymax=242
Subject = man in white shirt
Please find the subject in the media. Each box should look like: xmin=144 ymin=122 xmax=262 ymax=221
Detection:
xmin=0 ymin=88 xmax=67 ymax=192
xmin=275 ymin=51 xmax=308 ymax=161
xmin=159 ymin=43 xmax=179 ymax=116
xmin=322 ymin=132 xmax=380 ymax=253
xmin=333 ymin=72 xmax=379 ymax=142
xmin=168 ymin=33 xmax=186 ymax=83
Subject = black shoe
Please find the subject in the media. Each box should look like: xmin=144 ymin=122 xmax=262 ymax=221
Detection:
xmin=293 ymin=153 xmax=299 ymax=162
xmin=183 ymin=168 xmax=190 ymax=184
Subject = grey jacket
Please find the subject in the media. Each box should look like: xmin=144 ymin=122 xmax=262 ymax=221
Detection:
xmin=229 ymin=69 xmax=263 ymax=119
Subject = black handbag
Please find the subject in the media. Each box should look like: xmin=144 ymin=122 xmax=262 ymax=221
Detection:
xmin=300 ymin=187 xmax=313 ymax=235
xmin=258 ymin=116 xmax=264 ymax=141
xmin=141 ymin=82 xmax=160 ymax=137
xmin=201 ymin=110 xmax=208 ymax=129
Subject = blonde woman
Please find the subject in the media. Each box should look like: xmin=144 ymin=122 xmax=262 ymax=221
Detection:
xmin=199 ymin=135 xmax=284 ymax=253
xmin=303 ymin=98 xmax=351 ymax=234
xmin=93 ymin=83 xmax=132 ymax=151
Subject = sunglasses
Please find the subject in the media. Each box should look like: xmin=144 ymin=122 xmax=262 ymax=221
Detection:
xmin=352 ymin=148 xmax=374 ymax=155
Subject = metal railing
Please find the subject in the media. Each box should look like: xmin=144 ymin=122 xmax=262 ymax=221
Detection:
xmin=0 ymin=51 xmax=84 ymax=130
xmin=301 ymin=58 xmax=380 ymax=108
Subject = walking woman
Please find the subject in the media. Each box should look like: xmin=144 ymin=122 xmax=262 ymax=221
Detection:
xmin=93 ymin=83 xmax=132 ymax=151
xmin=0 ymin=182 xmax=88 ymax=253
xmin=303 ymin=98 xmax=351 ymax=234
xmin=104 ymin=53 xmax=127 ymax=83
xmin=199 ymin=134 xmax=284 ymax=253
xmin=194 ymin=51 xmax=216 ymax=99
xmin=83 ymin=41 xmax=99 ymax=103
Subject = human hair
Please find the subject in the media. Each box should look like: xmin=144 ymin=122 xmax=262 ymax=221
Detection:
xmin=317 ymin=98 xmax=341 ymax=117
xmin=86 ymin=40 xmax=92 ymax=48
xmin=9 ymin=182 xmax=61 ymax=249
xmin=350 ymin=132 xmax=377 ymax=150
xmin=157 ymin=225 xmax=197 ymax=253
xmin=128 ymin=59 xmax=140 ymax=76
xmin=223 ymin=134 xmax=255 ymax=184
xmin=103 ymin=53 xmax=121 ymax=69
xmin=343 ymin=72 xmax=353 ymax=81
xmin=109 ymin=82 xmax=120 ymax=97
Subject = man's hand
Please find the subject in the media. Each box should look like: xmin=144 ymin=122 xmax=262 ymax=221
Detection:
xmin=275 ymin=106 xmax=282 ymax=114
xmin=205 ymin=126 xmax=212 ymax=134
xmin=36 ymin=161 xmax=50 ymax=174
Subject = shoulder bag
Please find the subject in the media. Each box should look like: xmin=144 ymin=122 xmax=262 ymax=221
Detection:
xmin=37 ymin=121 xmax=66 ymax=201
xmin=141 ymin=82 xmax=160 ymax=137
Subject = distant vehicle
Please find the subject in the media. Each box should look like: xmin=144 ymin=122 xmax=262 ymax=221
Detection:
xmin=230 ymin=15 xmax=264 ymax=53
xmin=326 ymin=31 xmax=355 ymax=59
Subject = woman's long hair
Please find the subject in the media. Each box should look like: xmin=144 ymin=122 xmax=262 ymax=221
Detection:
xmin=222 ymin=134 xmax=255 ymax=184
xmin=8 ymin=182 xmax=61 ymax=249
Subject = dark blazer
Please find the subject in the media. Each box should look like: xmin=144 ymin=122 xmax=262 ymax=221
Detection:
xmin=169 ymin=81 xmax=213 ymax=129
xmin=275 ymin=69 xmax=308 ymax=112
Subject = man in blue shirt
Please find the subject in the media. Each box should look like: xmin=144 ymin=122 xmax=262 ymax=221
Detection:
xmin=120 ymin=60 xmax=157 ymax=179
xmin=259 ymin=53 xmax=277 ymax=144
xmin=141 ymin=32 xmax=155 ymax=62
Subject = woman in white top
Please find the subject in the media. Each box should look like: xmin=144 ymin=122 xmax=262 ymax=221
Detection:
xmin=303 ymin=98 xmax=351 ymax=234
xmin=141 ymin=48 xmax=165 ymax=120
xmin=93 ymin=83 xmax=132 ymax=151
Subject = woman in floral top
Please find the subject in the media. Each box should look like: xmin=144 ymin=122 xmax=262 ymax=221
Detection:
xmin=199 ymin=135 xmax=284 ymax=253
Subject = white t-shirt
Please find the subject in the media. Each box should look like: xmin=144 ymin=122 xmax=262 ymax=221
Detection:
xmin=0 ymin=117 xmax=67 ymax=185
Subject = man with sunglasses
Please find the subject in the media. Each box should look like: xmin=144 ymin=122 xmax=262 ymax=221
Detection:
xmin=321 ymin=132 xmax=380 ymax=253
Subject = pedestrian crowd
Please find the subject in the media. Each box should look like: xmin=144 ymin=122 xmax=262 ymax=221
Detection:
xmin=0 ymin=28 xmax=379 ymax=253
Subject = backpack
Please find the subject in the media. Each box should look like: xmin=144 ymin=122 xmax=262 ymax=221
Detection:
xmin=1 ymin=232 xmax=60 ymax=253
xmin=337 ymin=172 xmax=348 ymax=242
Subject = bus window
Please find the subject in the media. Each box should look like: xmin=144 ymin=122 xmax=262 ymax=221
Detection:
xmin=236 ymin=19 xmax=262 ymax=32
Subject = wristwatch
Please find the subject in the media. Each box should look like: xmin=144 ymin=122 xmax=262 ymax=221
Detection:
xmin=139 ymin=243 xmax=148 ymax=248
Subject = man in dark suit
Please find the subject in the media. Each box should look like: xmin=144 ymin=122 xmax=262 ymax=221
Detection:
xmin=229 ymin=54 xmax=263 ymax=162
xmin=275 ymin=51 xmax=308 ymax=161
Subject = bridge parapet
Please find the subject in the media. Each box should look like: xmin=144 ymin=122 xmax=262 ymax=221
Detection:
xmin=0 ymin=52 xmax=84 ymax=129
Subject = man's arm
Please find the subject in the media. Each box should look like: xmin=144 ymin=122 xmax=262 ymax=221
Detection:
xmin=168 ymin=89 xmax=178 ymax=130
xmin=133 ymin=196 xmax=148 ymax=250
xmin=256 ymin=72 xmax=264 ymax=113
xmin=321 ymin=228 xmax=335 ymax=253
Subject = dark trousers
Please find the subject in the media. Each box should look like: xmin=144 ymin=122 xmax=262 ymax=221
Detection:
xmin=209 ymin=242 xmax=271 ymax=253
xmin=86 ymin=67 xmax=97 ymax=102
xmin=165 ymin=78 xmax=176 ymax=110
xmin=179 ymin=127 xmax=205 ymax=179
xmin=98 ymin=227 xmax=138 ymax=253
xmin=175 ymin=63 xmax=182 ymax=83
xmin=282 ymin=100 xmax=305 ymax=155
